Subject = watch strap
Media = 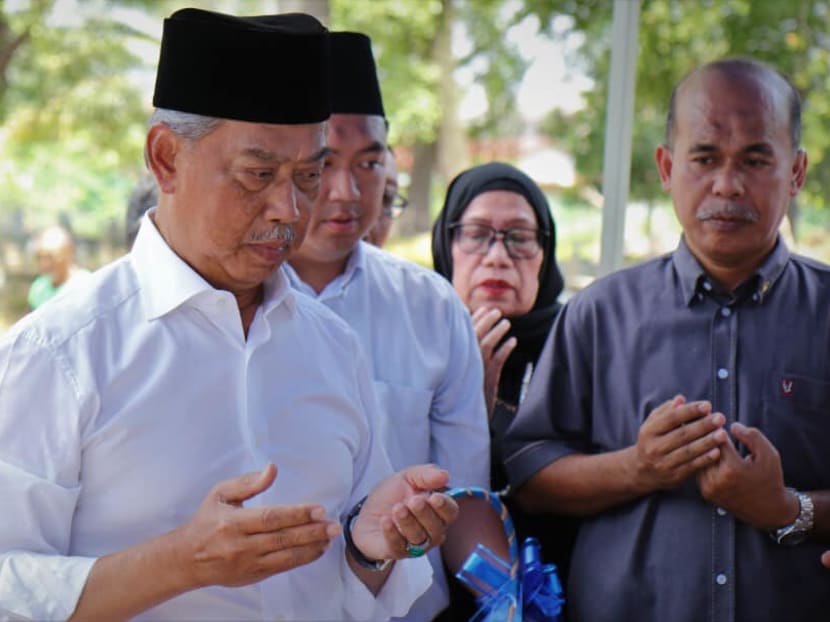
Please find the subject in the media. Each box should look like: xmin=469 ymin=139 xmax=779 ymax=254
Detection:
xmin=343 ymin=496 xmax=393 ymax=571
xmin=771 ymin=488 xmax=814 ymax=546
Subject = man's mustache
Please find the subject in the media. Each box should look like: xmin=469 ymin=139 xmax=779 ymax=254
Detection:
xmin=696 ymin=203 xmax=759 ymax=223
xmin=246 ymin=224 xmax=296 ymax=243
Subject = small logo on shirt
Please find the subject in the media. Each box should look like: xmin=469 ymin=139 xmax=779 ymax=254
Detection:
xmin=780 ymin=378 xmax=794 ymax=397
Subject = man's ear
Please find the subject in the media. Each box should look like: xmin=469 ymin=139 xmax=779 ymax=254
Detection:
xmin=145 ymin=124 xmax=181 ymax=194
xmin=655 ymin=144 xmax=673 ymax=192
xmin=790 ymin=148 xmax=808 ymax=196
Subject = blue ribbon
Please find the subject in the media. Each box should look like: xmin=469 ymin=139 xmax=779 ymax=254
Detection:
xmin=519 ymin=537 xmax=565 ymax=621
xmin=457 ymin=544 xmax=520 ymax=621
xmin=456 ymin=537 xmax=564 ymax=621
xmin=446 ymin=487 xmax=565 ymax=621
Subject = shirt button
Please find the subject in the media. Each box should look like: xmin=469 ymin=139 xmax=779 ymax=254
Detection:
xmin=715 ymin=573 xmax=728 ymax=586
xmin=717 ymin=368 xmax=729 ymax=380
xmin=716 ymin=507 xmax=727 ymax=516
xmin=702 ymin=280 xmax=713 ymax=291
xmin=720 ymin=307 xmax=731 ymax=317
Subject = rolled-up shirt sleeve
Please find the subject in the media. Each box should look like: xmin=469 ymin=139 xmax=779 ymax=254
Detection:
xmin=503 ymin=299 xmax=596 ymax=488
xmin=0 ymin=327 xmax=96 ymax=621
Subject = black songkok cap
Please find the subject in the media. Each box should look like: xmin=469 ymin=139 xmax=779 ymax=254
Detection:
xmin=153 ymin=8 xmax=331 ymax=124
xmin=329 ymin=32 xmax=385 ymax=117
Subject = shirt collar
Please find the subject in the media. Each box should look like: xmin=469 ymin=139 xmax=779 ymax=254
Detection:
xmin=283 ymin=241 xmax=366 ymax=299
xmin=673 ymin=234 xmax=790 ymax=307
xmin=130 ymin=211 xmax=294 ymax=320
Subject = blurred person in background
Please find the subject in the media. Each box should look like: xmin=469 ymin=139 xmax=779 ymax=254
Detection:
xmin=364 ymin=146 xmax=407 ymax=248
xmin=431 ymin=161 xmax=576 ymax=616
xmin=27 ymin=224 xmax=90 ymax=310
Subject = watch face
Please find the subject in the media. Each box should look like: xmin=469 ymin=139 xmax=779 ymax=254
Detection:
xmin=778 ymin=528 xmax=808 ymax=546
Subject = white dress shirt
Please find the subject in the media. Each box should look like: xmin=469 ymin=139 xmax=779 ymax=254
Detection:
xmin=0 ymin=216 xmax=431 ymax=621
xmin=285 ymin=242 xmax=490 ymax=622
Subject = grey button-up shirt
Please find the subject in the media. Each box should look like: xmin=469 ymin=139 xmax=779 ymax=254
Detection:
xmin=504 ymin=237 xmax=830 ymax=622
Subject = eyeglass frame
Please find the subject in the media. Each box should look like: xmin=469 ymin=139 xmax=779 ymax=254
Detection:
xmin=448 ymin=222 xmax=549 ymax=260
xmin=381 ymin=192 xmax=409 ymax=219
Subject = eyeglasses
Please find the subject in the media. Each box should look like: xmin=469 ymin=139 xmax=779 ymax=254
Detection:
xmin=449 ymin=223 xmax=547 ymax=260
xmin=382 ymin=192 xmax=409 ymax=218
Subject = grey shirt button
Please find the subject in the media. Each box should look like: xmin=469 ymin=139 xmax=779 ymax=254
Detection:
xmin=717 ymin=368 xmax=729 ymax=380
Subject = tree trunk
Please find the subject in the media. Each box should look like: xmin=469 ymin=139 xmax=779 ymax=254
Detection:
xmin=397 ymin=141 xmax=437 ymax=237
xmin=396 ymin=0 xmax=465 ymax=238
xmin=434 ymin=0 xmax=467 ymax=183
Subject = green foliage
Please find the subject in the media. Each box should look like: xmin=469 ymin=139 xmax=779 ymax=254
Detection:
xmin=536 ymin=0 xmax=830 ymax=211
xmin=454 ymin=0 xmax=529 ymax=139
xmin=332 ymin=0 xmax=447 ymax=146
xmin=332 ymin=0 xmax=531 ymax=145
xmin=3 ymin=0 xmax=830 ymax=245
xmin=0 ymin=0 xmax=164 ymax=236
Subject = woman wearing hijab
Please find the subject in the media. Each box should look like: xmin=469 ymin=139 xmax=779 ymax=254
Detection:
xmin=432 ymin=162 xmax=575 ymax=617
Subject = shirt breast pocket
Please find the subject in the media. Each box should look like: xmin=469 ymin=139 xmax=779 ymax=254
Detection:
xmin=761 ymin=369 xmax=830 ymax=489
xmin=372 ymin=380 xmax=434 ymax=472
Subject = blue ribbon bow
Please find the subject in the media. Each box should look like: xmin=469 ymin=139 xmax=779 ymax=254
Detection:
xmin=519 ymin=537 xmax=565 ymax=621
xmin=456 ymin=537 xmax=564 ymax=621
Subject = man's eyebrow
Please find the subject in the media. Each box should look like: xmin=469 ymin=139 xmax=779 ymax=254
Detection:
xmin=744 ymin=143 xmax=774 ymax=156
xmin=302 ymin=146 xmax=331 ymax=163
xmin=242 ymin=146 xmax=331 ymax=163
xmin=688 ymin=143 xmax=717 ymax=154
xmin=242 ymin=147 xmax=280 ymax=161
xmin=687 ymin=143 xmax=775 ymax=156
xmin=359 ymin=141 xmax=385 ymax=156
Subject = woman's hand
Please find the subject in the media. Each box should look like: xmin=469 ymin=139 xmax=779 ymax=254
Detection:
xmin=471 ymin=307 xmax=517 ymax=418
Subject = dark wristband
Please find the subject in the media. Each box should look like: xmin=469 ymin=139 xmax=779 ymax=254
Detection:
xmin=343 ymin=496 xmax=392 ymax=572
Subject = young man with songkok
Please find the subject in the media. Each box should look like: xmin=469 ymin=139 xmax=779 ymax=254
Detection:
xmin=285 ymin=31 xmax=506 ymax=622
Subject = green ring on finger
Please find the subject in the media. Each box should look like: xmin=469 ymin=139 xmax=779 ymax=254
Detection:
xmin=405 ymin=538 xmax=429 ymax=558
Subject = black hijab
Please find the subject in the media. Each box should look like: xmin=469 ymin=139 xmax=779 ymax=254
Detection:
xmin=432 ymin=162 xmax=565 ymax=397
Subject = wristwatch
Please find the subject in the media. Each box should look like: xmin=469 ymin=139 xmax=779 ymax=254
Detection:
xmin=770 ymin=488 xmax=814 ymax=546
xmin=343 ymin=496 xmax=393 ymax=571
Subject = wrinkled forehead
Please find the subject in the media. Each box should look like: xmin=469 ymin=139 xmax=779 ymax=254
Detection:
xmin=675 ymin=69 xmax=791 ymax=145
xmin=213 ymin=119 xmax=327 ymax=161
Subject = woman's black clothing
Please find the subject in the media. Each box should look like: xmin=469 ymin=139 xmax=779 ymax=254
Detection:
xmin=431 ymin=162 xmax=576 ymax=620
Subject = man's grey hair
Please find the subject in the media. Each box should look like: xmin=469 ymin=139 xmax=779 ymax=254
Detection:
xmin=148 ymin=108 xmax=224 ymax=140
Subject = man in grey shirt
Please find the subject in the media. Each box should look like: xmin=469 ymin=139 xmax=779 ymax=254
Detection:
xmin=504 ymin=57 xmax=830 ymax=622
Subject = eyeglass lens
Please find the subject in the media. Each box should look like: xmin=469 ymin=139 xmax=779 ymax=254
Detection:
xmin=452 ymin=223 xmax=543 ymax=259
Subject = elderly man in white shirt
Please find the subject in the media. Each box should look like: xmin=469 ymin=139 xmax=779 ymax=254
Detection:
xmin=0 ymin=9 xmax=459 ymax=622
xmin=284 ymin=32 xmax=506 ymax=622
